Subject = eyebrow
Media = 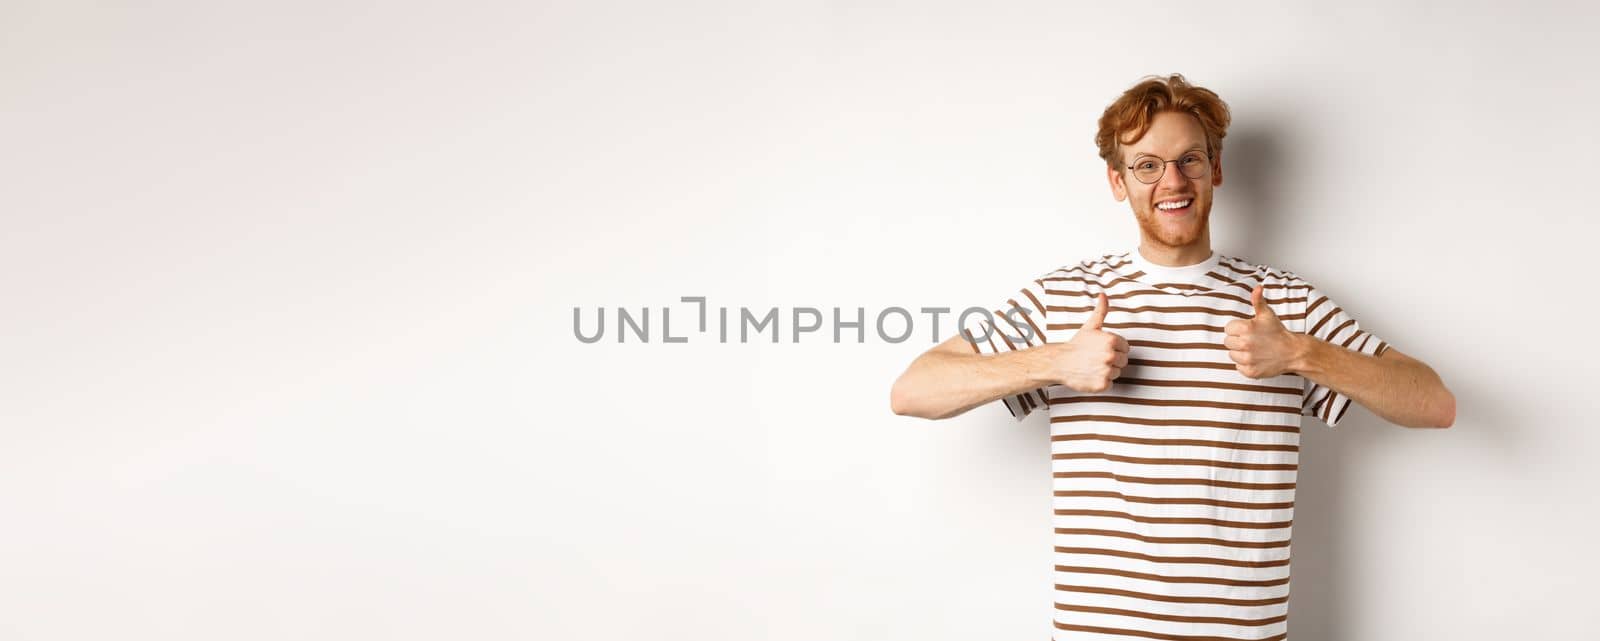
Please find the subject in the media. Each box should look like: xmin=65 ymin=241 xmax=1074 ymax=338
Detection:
xmin=1131 ymin=146 xmax=1206 ymax=161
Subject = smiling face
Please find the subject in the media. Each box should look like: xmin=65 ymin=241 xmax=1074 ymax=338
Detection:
xmin=1106 ymin=111 xmax=1224 ymax=257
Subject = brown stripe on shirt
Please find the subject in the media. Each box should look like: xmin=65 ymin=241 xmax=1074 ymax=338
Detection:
xmin=1053 ymin=490 xmax=1295 ymax=511
xmin=1053 ymin=472 xmax=1297 ymax=492
xmin=1052 ymin=451 xmax=1298 ymax=471
xmin=1053 ymin=546 xmax=1292 ymax=568
xmin=1054 ymin=526 xmax=1293 ymax=549
xmin=1052 ymin=432 xmax=1298 ymax=453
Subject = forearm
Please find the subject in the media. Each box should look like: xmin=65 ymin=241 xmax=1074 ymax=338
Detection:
xmin=1291 ymin=335 xmax=1455 ymax=428
xmin=890 ymin=344 xmax=1059 ymax=420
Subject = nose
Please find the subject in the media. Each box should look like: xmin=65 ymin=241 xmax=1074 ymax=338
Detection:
xmin=1158 ymin=159 xmax=1191 ymax=191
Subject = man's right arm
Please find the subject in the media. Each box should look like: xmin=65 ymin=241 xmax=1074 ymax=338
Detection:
xmin=889 ymin=292 xmax=1128 ymax=420
xmin=889 ymin=334 xmax=1067 ymax=420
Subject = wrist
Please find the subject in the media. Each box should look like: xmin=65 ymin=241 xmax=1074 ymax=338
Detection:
xmin=1289 ymin=333 xmax=1322 ymax=376
xmin=1027 ymin=342 xmax=1068 ymax=388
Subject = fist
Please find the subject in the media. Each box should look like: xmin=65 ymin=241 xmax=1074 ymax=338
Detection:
xmin=1057 ymin=292 xmax=1130 ymax=393
xmin=1223 ymin=284 xmax=1302 ymax=379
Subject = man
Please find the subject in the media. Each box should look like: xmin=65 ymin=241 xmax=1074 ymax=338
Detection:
xmin=888 ymin=74 xmax=1454 ymax=640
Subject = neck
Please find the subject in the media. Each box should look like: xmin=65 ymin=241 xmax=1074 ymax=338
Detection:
xmin=1136 ymin=238 xmax=1213 ymax=267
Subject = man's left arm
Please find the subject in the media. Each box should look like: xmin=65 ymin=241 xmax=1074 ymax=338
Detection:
xmin=1290 ymin=337 xmax=1455 ymax=429
xmin=1225 ymin=282 xmax=1456 ymax=429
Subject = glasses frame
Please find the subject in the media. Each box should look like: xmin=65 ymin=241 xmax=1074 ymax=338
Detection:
xmin=1124 ymin=150 xmax=1212 ymax=185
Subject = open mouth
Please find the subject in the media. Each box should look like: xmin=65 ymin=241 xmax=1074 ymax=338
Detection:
xmin=1155 ymin=198 xmax=1193 ymax=217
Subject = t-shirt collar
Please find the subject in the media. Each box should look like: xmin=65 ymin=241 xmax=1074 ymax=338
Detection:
xmin=1125 ymin=246 xmax=1221 ymax=287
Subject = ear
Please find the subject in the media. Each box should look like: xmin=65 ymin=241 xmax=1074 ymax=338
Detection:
xmin=1107 ymin=163 xmax=1127 ymax=202
xmin=1210 ymin=150 xmax=1224 ymax=188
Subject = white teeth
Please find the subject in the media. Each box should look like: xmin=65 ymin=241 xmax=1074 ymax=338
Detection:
xmin=1157 ymin=199 xmax=1191 ymax=210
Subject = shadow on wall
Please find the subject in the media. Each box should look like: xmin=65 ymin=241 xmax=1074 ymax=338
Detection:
xmin=1217 ymin=122 xmax=1290 ymax=254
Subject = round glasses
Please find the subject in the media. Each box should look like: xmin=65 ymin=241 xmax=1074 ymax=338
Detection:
xmin=1125 ymin=151 xmax=1211 ymax=184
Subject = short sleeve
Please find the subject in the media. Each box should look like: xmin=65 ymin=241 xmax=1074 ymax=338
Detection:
xmin=958 ymin=275 xmax=1053 ymax=421
xmin=1297 ymin=281 xmax=1391 ymax=427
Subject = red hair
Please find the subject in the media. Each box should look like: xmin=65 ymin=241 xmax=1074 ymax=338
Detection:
xmin=1095 ymin=74 xmax=1231 ymax=168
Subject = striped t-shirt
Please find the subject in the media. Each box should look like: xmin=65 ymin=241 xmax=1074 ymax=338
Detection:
xmin=959 ymin=249 xmax=1389 ymax=641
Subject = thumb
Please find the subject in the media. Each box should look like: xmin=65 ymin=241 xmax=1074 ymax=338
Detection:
xmin=1084 ymin=292 xmax=1109 ymax=330
xmin=1251 ymin=284 xmax=1274 ymax=319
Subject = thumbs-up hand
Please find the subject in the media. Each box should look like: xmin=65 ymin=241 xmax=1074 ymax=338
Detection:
xmin=1223 ymin=284 xmax=1303 ymax=379
xmin=1052 ymin=291 xmax=1130 ymax=393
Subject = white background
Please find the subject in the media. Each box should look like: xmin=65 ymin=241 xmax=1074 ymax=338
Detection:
xmin=3 ymin=1 xmax=1595 ymax=639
